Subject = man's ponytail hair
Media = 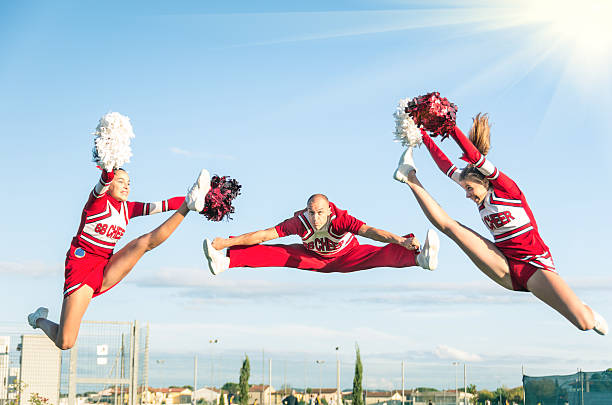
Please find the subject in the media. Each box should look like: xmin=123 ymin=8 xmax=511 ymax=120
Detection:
xmin=468 ymin=113 xmax=491 ymax=156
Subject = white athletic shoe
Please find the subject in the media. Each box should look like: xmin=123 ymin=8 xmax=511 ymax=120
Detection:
xmin=416 ymin=229 xmax=440 ymax=271
xmin=394 ymin=147 xmax=417 ymax=184
xmin=186 ymin=169 xmax=211 ymax=212
xmin=592 ymin=310 xmax=608 ymax=336
xmin=203 ymin=239 xmax=230 ymax=276
xmin=27 ymin=307 xmax=48 ymax=329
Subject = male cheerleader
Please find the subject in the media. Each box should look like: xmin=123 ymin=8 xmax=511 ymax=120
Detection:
xmin=203 ymin=193 xmax=439 ymax=275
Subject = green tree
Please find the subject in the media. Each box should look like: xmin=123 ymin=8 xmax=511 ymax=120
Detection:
xmin=352 ymin=344 xmax=363 ymax=405
xmin=239 ymin=355 xmax=251 ymax=405
xmin=29 ymin=393 xmax=50 ymax=405
xmin=493 ymin=386 xmax=509 ymax=404
xmin=223 ymin=383 xmax=240 ymax=396
xmin=477 ymin=389 xmax=495 ymax=404
xmin=507 ymin=386 xmax=523 ymax=403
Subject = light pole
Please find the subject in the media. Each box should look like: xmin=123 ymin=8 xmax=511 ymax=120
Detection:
xmin=452 ymin=362 xmax=458 ymax=405
xmin=463 ymin=364 xmax=466 ymax=405
xmin=316 ymin=360 xmax=325 ymax=397
xmin=209 ymin=339 xmax=218 ymax=389
xmin=401 ymin=361 xmax=404 ymax=405
xmin=335 ymin=347 xmax=340 ymax=405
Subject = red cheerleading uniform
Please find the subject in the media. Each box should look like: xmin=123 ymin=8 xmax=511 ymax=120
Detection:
xmin=63 ymin=170 xmax=184 ymax=298
xmin=421 ymin=128 xmax=556 ymax=291
xmin=228 ymin=202 xmax=418 ymax=272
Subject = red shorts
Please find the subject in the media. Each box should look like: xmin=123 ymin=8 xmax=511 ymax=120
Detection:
xmin=507 ymin=257 xmax=556 ymax=292
xmin=63 ymin=246 xmax=113 ymax=298
xmin=228 ymin=234 xmax=418 ymax=273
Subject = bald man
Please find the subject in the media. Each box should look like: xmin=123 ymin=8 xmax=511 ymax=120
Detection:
xmin=203 ymin=194 xmax=439 ymax=275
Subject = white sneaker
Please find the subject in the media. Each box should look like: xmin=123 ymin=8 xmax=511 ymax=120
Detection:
xmin=186 ymin=169 xmax=211 ymax=212
xmin=394 ymin=147 xmax=417 ymax=184
xmin=203 ymin=239 xmax=230 ymax=275
xmin=27 ymin=307 xmax=49 ymax=329
xmin=592 ymin=310 xmax=608 ymax=335
xmin=416 ymin=229 xmax=439 ymax=271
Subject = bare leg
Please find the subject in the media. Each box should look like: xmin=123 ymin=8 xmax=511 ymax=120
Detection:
xmin=99 ymin=202 xmax=189 ymax=292
xmin=35 ymin=202 xmax=190 ymax=350
xmin=527 ymin=270 xmax=595 ymax=330
xmin=403 ymin=172 xmax=601 ymax=332
xmin=404 ymin=172 xmax=514 ymax=289
xmin=37 ymin=285 xmax=94 ymax=350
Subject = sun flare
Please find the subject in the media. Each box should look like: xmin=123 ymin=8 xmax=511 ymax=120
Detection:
xmin=515 ymin=0 xmax=612 ymax=61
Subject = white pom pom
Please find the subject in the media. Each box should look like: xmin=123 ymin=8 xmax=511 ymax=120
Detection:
xmin=92 ymin=112 xmax=135 ymax=170
xmin=393 ymin=98 xmax=422 ymax=147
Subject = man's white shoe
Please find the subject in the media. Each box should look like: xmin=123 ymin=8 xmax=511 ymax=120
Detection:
xmin=416 ymin=229 xmax=440 ymax=271
xmin=203 ymin=239 xmax=230 ymax=276
xmin=27 ymin=307 xmax=49 ymax=329
xmin=186 ymin=169 xmax=211 ymax=212
xmin=394 ymin=147 xmax=417 ymax=184
xmin=592 ymin=310 xmax=608 ymax=335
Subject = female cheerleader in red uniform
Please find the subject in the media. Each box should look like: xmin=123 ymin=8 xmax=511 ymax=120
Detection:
xmin=27 ymin=167 xmax=211 ymax=349
xmin=394 ymin=115 xmax=607 ymax=334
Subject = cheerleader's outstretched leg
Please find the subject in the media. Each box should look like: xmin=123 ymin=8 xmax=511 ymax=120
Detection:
xmin=527 ymin=270 xmax=608 ymax=335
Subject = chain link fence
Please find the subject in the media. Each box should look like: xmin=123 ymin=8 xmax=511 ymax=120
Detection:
xmin=1 ymin=321 xmax=148 ymax=405
xmin=3 ymin=321 xmax=611 ymax=405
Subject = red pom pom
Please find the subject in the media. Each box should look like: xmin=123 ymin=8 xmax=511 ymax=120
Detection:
xmin=201 ymin=175 xmax=242 ymax=221
xmin=405 ymin=92 xmax=457 ymax=139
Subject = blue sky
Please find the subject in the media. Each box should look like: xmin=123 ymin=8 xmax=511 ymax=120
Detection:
xmin=1 ymin=0 xmax=611 ymax=391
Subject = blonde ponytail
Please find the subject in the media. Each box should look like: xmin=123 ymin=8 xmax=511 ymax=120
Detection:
xmin=468 ymin=113 xmax=491 ymax=156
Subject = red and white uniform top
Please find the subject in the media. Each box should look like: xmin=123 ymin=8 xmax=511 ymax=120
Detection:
xmin=275 ymin=202 xmax=365 ymax=257
xmin=422 ymin=128 xmax=554 ymax=270
xmin=69 ymin=170 xmax=184 ymax=259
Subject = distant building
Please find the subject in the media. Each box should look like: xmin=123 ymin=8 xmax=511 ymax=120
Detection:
xmin=194 ymin=387 xmax=221 ymax=404
xmin=301 ymin=388 xmax=342 ymax=405
xmin=0 ymin=337 xmax=9 ymax=403
xmin=146 ymin=388 xmax=193 ymax=404
xmin=411 ymin=389 xmax=474 ymax=405
xmin=19 ymin=335 xmax=61 ymax=405
xmin=248 ymin=385 xmax=275 ymax=405
xmin=363 ymin=390 xmax=404 ymax=405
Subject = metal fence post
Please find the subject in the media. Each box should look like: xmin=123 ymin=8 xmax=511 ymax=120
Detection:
xmin=68 ymin=345 xmax=78 ymax=405
xmin=130 ymin=320 xmax=140 ymax=405
xmin=143 ymin=322 xmax=150 ymax=405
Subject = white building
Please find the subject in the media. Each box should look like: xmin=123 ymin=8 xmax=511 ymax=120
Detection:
xmin=0 ymin=337 xmax=10 ymax=403
xmin=19 ymin=335 xmax=62 ymax=405
xmin=194 ymin=387 xmax=221 ymax=403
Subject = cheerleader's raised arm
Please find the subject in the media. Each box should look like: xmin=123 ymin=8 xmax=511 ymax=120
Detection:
xmin=448 ymin=124 xmax=519 ymax=195
xmin=420 ymin=130 xmax=462 ymax=185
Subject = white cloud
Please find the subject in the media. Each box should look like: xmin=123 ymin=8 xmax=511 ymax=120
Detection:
xmin=129 ymin=266 xmax=535 ymax=307
xmin=433 ymin=345 xmax=483 ymax=362
xmin=0 ymin=261 xmax=62 ymax=277
xmin=170 ymin=147 xmax=194 ymax=157
xmin=170 ymin=147 xmax=236 ymax=160
xmin=149 ymin=321 xmax=412 ymax=356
